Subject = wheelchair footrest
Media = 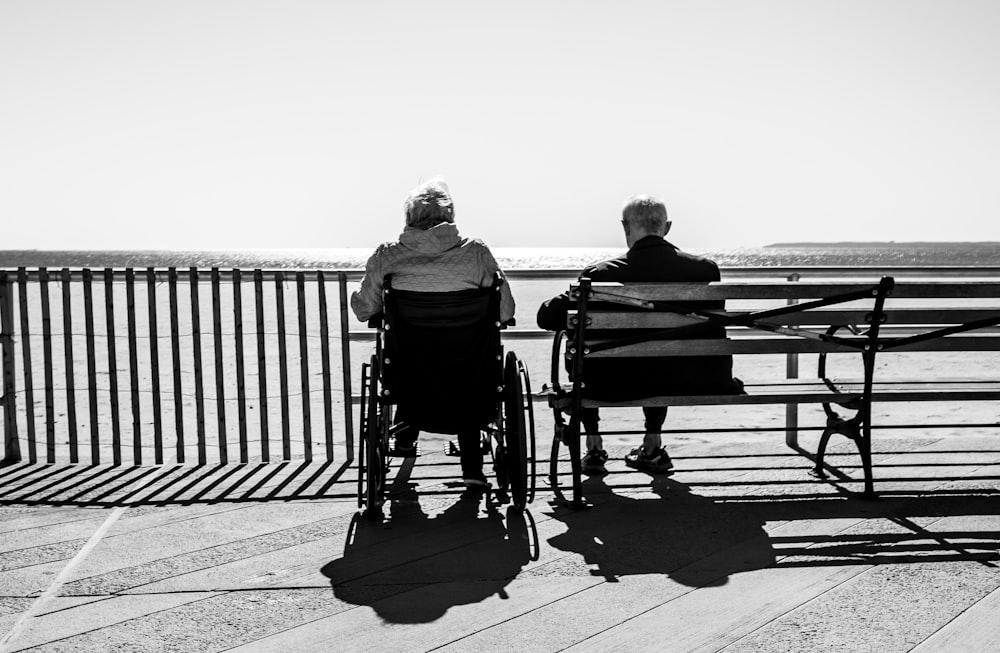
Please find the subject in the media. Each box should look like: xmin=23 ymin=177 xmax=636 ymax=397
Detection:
xmin=388 ymin=438 xmax=420 ymax=458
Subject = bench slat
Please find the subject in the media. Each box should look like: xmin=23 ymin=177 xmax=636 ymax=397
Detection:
xmin=887 ymin=282 xmax=1000 ymax=299
xmin=881 ymin=335 xmax=1000 ymax=352
xmin=581 ymin=337 xmax=866 ymax=357
xmin=574 ymin=309 xmax=1000 ymax=333
xmin=578 ymin=333 xmax=1000 ymax=357
xmin=576 ymin=281 xmax=1000 ymax=301
xmin=577 ymin=281 xmax=888 ymax=301
xmin=549 ymin=378 xmax=1000 ymax=409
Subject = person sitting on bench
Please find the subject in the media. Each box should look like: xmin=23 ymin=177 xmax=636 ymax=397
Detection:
xmin=351 ymin=177 xmax=516 ymax=487
xmin=536 ymin=194 xmax=741 ymax=475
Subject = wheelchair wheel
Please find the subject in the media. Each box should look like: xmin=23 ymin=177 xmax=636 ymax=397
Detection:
xmin=362 ymin=354 xmax=389 ymax=517
xmin=503 ymin=351 xmax=536 ymax=510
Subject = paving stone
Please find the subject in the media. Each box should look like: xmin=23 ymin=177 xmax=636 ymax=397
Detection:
xmin=723 ymin=561 xmax=1000 ymax=653
xmin=11 ymin=588 xmax=372 ymax=652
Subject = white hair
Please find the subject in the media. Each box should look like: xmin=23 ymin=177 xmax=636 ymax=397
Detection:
xmin=404 ymin=177 xmax=454 ymax=229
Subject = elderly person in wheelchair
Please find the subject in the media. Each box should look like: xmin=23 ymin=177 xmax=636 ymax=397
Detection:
xmin=352 ymin=179 xmax=532 ymax=512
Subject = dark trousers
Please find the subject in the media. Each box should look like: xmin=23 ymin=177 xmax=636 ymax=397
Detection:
xmin=393 ymin=412 xmax=483 ymax=479
xmin=579 ymin=407 xmax=669 ymax=438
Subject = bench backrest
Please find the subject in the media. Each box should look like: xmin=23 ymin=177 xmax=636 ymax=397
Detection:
xmin=873 ymin=281 xmax=1000 ymax=353
xmin=566 ymin=279 xmax=893 ymax=358
xmin=564 ymin=277 xmax=1000 ymax=362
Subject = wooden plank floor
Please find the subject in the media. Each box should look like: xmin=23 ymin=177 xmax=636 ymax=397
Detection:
xmin=1 ymin=432 xmax=999 ymax=652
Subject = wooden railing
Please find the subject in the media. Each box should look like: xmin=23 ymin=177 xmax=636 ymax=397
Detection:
xmin=4 ymin=265 xmax=1000 ymax=467
xmin=1 ymin=268 xmax=354 ymax=466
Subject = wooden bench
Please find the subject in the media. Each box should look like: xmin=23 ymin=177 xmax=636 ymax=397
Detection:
xmin=546 ymin=276 xmax=1000 ymax=507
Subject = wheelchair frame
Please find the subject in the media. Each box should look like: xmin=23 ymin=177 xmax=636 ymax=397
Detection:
xmin=356 ymin=279 xmax=536 ymax=517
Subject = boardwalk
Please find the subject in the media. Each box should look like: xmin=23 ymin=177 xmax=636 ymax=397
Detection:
xmin=1 ymin=432 xmax=999 ymax=652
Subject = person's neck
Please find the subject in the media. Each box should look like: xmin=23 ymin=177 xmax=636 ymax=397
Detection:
xmin=627 ymin=232 xmax=663 ymax=249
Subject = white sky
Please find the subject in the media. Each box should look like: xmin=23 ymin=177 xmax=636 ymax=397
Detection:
xmin=2 ymin=0 xmax=999 ymax=251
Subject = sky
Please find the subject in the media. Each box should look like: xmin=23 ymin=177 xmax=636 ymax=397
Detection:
xmin=2 ymin=0 xmax=999 ymax=252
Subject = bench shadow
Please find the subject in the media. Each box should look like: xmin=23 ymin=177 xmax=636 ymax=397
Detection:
xmin=547 ymin=476 xmax=776 ymax=587
xmin=545 ymin=475 xmax=1000 ymax=589
xmin=320 ymin=479 xmax=539 ymax=624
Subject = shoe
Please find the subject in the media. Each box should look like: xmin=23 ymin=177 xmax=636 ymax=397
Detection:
xmin=624 ymin=446 xmax=674 ymax=474
xmin=388 ymin=437 xmax=419 ymax=458
xmin=445 ymin=438 xmax=491 ymax=457
xmin=462 ymin=470 xmax=490 ymax=489
xmin=582 ymin=449 xmax=609 ymax=475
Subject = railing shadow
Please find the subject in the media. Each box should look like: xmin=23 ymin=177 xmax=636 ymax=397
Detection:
xmin=0 ymin=458 xmax=357 ymax=507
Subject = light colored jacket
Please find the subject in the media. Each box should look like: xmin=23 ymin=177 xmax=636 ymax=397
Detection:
xmin=350 ymin=222 xmax=516 ymax=324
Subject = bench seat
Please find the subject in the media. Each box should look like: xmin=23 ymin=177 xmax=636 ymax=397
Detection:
xmin=549 ymin=378 xmax=1000 ymax=409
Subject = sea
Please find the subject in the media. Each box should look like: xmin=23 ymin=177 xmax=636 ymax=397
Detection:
xmin=4 ymin=242 xmax=1000 ymax=270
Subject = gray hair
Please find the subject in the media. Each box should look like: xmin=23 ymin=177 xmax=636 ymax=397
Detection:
xmin=404 ymin=178 xmax=455 ymax=229
xmin=622 ymin=194 xmax=669 ymax=233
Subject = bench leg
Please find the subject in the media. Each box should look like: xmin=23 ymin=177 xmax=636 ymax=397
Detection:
xmin=548 ymin=428 xmax=562 ymax=499
xmin=567 ymin=418 xmax=586 ymax=510
xmin=785 ymin=404 xmax=798 ymax=448
xmin=813 ymin=410 xmax=878 ymax=499
xmin=858 ymin=412 xmax=877 ymax=500
xmin=813 ymin=424 xmax=837 ymax=478
xmin=814 ymin=411 xmax=860 ymax=477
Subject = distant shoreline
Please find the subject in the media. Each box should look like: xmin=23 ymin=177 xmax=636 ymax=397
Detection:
xmin=765 ymin=241 xmax=1000 ymax=248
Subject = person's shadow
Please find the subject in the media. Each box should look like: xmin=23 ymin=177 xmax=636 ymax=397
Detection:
xmin=321 ymin=479 xmax=538 ymax=623
xmin=546 ymin=475 xmax=775 ymax=587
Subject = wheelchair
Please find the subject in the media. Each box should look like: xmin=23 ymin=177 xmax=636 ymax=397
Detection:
xmin=357 ymin=274 xmax=536 ymax=517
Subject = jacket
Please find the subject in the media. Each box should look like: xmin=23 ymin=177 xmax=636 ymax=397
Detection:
xmin=351 ymin=222 xmax=516 ymax=324
xmin=536 ymin=236 xmax=741 ymax=399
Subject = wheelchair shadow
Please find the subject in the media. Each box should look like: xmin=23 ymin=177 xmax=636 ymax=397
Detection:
xmin=546 ymin=476 xmax=776 ymax=588
xmin=321 ymin=479 xmax=539 ymax=624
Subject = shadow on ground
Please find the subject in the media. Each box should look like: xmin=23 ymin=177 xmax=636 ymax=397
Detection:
xmin=321 ymin=480 xmax=539 ymax=624
xmin=546 ymin=476 xmax=775 ymax=587
xmin=542 ymin=474 xmax=1000 ymax=589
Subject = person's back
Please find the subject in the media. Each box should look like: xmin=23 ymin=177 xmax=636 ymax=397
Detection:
xmin=536 ymin=200 xmax=736 ymax=400
xmin=351 ymin=178 xmax=515 ymax=488
xmin=536 ymin=194 xmax=739 ymax=475
xmin=351 ymin=178 xmax=514 ymax=323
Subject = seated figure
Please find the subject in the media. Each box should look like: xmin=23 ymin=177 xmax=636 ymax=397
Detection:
xmin=351 ymin=178 xmax=516 ymax=487
xmin=537 ymin=194 xmax=741 ymax=476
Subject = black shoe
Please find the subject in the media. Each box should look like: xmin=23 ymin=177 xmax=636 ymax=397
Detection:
xmin=582 ymin=449 xmax=609 ymax=475
xmin=624 ymin=446 xmax=673 ymax=474
xmin=462 ymin=470 xmax=489 ymax=489
xmin=445 ymin=438 xmax=491 ymax=457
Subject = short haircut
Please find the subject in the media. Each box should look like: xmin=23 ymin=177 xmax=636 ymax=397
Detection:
xmin=404 ymin=178 xmax=455 ymax=229
xmin=622 ymin=194 xmax=668 ymax=233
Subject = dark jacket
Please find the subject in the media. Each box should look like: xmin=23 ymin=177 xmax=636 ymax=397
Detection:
xmin=536 ymin=236 xmax=741 ymax=399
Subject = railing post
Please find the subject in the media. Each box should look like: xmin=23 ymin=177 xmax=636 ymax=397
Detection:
xmin=317 ymin=271 xmax=335 ymax=462
xmin=338 ymin=272 xmax=354 ymax=462
xmin=1 ymin=271 xmax=20 ymax=464
xmin=785 ymin=272 xmax=800 ymax=447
